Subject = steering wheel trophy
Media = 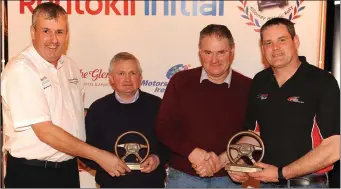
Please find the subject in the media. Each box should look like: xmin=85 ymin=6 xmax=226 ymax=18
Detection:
xmin=225 ymin=130 xmax=265 ymax=173
xmin=114 ymin=131 xmax=150 ymax=170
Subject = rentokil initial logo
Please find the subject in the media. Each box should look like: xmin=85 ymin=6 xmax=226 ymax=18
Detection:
xmin=145 ymin=0 xmax=224 ymax=16
xmin=20 ymin=0 xmax=224 ymax=16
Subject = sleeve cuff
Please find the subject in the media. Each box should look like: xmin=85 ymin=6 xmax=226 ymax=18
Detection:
xmin=13 ymin=116 xmax=51 ymax=131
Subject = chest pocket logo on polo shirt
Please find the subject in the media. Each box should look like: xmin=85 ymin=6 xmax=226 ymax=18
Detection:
xmin=257 ymin=94 xmax=268 ymax=100
xmin=287 ymin=96 xmax=304 ymax=104
xmin=41 ymin=76 xmax=52 ymax=90
xmin=68 ymin=78 xmax=79 ymax=85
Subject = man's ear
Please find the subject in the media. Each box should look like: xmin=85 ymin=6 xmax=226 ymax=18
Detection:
xmin=30 ymin=26 xmax=36 ymax=40
xmin=293 ymin=35 xmax=300 ymax=50
xmin=230 ymin=46 xmax=235 ymax=55
xmin=108 ymin=74 xmax=115 ymax=85
xmin=229 ymin=44 xmax=235 ymax=61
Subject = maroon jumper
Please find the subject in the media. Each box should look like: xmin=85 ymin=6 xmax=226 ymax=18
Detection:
xmin=156 ymin=67 xmax=252 ymax=176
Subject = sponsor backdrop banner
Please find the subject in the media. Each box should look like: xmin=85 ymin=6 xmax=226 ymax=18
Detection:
xmin=7 ymin=0 xmax=323 ymax=187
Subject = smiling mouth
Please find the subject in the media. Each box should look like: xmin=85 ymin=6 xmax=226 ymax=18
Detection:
xmin=210 ymin=64 xmax=222 ymax=67
xmin=272 ymin=53 xmax=284 ymax=58
xmin=46 ymin=45 xmax=59 ymax=51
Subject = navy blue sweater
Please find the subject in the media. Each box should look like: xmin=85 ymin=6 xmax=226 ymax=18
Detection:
xmin=81 ymin=90 xmax=169 ymax=188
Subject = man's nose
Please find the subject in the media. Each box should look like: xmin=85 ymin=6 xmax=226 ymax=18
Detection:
xmin=51 ymin=33 xmax=58 ymax=43
xmin=124 ymin=74 xmax=131 ymax=81
xmin=271 ymin=42 xmax=280 ymax=50
xmin=211 ymin=53 xmax=218 ymax=63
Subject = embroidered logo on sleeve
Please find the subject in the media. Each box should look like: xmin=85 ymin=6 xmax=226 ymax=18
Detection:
xmin=287 ymin=96 xmax=304 ymax=103
xmin=41 ymin=76 xmax=52 ymax=89
xmin=68 ymin=78 xmax=79 ymax=85
xmin=257 ymin=94 xmax=268 ymax=100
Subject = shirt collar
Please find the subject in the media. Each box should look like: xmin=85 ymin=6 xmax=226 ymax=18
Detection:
xmin=115 ymin=90 xmax=140 ymax=104
xmin=200 ymin=67 xmax=232 ymax=88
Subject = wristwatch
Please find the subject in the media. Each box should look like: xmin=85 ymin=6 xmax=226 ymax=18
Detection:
xmin=277 ymin=167 xmax=287 ymax=181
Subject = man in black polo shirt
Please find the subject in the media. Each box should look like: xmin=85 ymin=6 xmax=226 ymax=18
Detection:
xmin=228 ymin=18 xmax=340 ymax=188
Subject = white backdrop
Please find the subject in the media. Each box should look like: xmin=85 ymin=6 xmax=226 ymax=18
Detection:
xmin=7 ymin=0 xmax=324 ymax=188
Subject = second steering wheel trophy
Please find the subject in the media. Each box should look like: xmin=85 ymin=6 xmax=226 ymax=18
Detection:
xmin=225 ymin=130 xmax=265 ymax=173
xmin=114 ymin=131 xmax=150 ymax=170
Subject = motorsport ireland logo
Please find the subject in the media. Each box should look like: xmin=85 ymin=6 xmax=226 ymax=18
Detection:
xmin=141 ymin=64 xmax=191 ymax=93
xmin=238 ymin=0 xmax=306 ymax=32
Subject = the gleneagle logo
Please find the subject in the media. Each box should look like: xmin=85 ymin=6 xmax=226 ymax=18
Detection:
xmin=80 ymin=68 xmax=110 ymax=87
xmin=141 ymin=64 xmax=190 ymax=93
xmin=20 ymin=0 xmax=224 ymax=16
xmin=238 ymin=0 xmax=305 ymax=32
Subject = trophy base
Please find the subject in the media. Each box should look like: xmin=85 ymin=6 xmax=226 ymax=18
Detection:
xmin=126 ymin=163 xmax=141 ymax=170
xmin=225 ymin=164 xmax=263 ymax=173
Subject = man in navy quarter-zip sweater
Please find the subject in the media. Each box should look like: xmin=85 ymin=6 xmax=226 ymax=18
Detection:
xmin=81 ymin=52 xmax=169 ymax=188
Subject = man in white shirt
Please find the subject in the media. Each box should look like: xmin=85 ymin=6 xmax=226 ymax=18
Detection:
xmin=1 ymin=2 xmax=130 ymax=188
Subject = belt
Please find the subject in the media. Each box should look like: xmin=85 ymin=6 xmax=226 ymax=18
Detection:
xmin=7 ymin=154 xmax=76 ymax=169
xmin=276 ymin=174 xmax=327 ymax=187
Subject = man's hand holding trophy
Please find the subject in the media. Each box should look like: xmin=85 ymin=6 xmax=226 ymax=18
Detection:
xmin=191 ymin=130 xmax=265 ymax=182
xmin=225 ymin=130 xmax=264 ymax=172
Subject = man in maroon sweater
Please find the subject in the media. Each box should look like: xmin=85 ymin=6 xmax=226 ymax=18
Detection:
xmin=156 ymin=24 xmax=252 ymax=187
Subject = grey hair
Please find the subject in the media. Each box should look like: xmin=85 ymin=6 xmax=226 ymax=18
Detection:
xmin=32 ymin=2 xmax=67 ymax=29
xmin=109 ymin=52 xmax=143 ymax=74
xmin=199 ymin=24 xmax=235 ymax=47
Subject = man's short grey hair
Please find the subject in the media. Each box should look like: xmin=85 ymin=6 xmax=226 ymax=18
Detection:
xmin=32 ymin=2 xmax=68 ymax=29
xmin=109 ymin=52 xmax=143 ymax=74
xmin=199 ymin=24 xmax=235 ymax=47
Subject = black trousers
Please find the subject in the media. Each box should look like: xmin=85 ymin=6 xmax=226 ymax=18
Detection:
xmin=329 ymin=160 xmax=340 ymax=188
xmin=5 ymin=155 xmax=80 ymax=188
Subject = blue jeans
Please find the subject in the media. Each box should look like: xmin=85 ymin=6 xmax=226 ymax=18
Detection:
xmin=166 ymin=167 xmax=242 ymax=188
xmin=260 ymin=174 xmax=329 ymax=188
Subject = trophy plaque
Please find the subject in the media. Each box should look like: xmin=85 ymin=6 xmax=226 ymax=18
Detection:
xmin=114 ymin=131 xmax=150 ymax=170
xmin=225 ymin=130 xmax=265 ymax=173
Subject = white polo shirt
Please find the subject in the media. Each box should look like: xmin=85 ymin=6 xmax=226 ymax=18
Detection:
xmin=1 ymin=45 xmax=86 ymax=162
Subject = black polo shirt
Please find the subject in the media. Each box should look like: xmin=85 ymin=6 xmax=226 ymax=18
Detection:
xmin=244 ymin=61 xmax=340 ymax=172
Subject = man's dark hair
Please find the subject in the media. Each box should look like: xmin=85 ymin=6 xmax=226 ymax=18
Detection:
xmin=32 ymin=2 xmax=67 ymax=28
xmin=260 ymin=17 xmax=296 ymax=41
xmin=199 ymin=24 xmax=234 ymax=47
